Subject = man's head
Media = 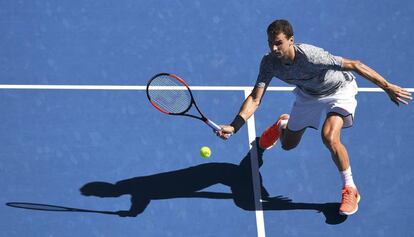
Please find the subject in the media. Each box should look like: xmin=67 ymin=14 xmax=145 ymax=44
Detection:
xmin=267 ymin=19 xmax=294 ymax=38
xmin=266 ymin=19 xmax=295 ymax=60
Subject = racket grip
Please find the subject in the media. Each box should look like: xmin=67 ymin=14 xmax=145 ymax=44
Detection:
xmin=205 ymin=119 xmax=221 ymax=133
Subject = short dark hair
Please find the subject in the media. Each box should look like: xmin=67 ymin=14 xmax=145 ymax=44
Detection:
xmin=266 ymin=19 xmax=294 ymax=38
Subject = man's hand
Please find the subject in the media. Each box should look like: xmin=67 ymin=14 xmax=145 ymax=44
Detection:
xmin=217 ymin=125 xmax=235 ymax=140
xmin=384 ymin=83 xmax=412 ymax=106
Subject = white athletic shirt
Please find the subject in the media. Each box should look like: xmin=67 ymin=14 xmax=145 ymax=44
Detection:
xmin=255 ymin=43 xmax=355 ymax=97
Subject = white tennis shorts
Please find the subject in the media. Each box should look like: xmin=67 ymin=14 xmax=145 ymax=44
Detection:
xmin=287 ymin=80 xmax=358 ymax=131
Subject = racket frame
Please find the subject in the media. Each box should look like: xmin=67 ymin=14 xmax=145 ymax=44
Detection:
xmin=146 ymin=73 xmax=221 ymax=132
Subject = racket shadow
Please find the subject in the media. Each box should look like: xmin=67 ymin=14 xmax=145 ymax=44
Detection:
xmin=6 ymin=202 xmax=118 ymax=216
xmin=76 ymin=138 xmax=347 ymax=225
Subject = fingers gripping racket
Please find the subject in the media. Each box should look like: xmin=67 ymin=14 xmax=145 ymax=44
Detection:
xmin=146 ymin=73 xmax=221 ymax=133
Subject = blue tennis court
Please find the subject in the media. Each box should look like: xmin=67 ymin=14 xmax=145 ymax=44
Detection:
xmin=1 ymin=1 xmax=413 ymax=236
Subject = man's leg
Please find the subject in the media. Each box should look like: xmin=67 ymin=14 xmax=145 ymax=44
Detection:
xmin=321 ymin=112 xmax=360 ymax=216
xmin=280 ymin=126 xmax=306 ymax=151
xmin=259 ymin=114 xmax=307 ymax=150
xmin=321 ymin=113 xmax=349 ymax=171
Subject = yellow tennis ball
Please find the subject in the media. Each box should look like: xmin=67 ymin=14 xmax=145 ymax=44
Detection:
xmin=200 ymin=146 xmax=211 ymax=158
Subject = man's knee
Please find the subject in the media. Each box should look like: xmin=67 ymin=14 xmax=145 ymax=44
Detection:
xmin=321 ymin=132 xmax=341 ymax=150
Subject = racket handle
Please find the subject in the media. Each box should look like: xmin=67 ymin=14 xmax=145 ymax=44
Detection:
xmin=205 ymin=119 xmax=221 ymax=132
xmin=205 ymin=119 xmax=233 ymax=139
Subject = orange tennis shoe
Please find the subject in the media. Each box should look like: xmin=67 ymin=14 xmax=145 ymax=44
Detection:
xmin=259 ymin=114 xmax=290 ymax=150
xmin=339 ymin=186 xmax=361 ymax=215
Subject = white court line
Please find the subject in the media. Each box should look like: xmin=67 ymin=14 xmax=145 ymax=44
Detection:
xmin=244 ymin=90 xmax=266 ymax=237
xmin=0 ymin=84 xmax=413 ymax=92
xmin=0 ymin=83 xmax=271 ymax=236
xmin=2 ymin=83 xmax=411 ymax=237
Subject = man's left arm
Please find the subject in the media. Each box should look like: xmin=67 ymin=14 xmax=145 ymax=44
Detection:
xmin=342 ymin=58 xmax=412 ymax=106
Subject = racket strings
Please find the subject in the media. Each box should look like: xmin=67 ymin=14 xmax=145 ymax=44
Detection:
xmin=148 ymin=75 xmax=192 ymax=114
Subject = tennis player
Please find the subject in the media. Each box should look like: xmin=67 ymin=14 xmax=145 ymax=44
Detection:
xmin=218 ymin=19 xmax=412 ymax=215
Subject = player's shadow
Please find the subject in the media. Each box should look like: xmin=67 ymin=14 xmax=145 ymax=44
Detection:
xmin=80 ymin=138 xmax=347 ymax=225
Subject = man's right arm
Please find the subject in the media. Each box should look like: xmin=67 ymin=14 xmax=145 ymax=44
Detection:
xmin=239 ymin=86 xmax=266 ymax=120
xmin=218 ymin=86 xmax=265 ymax=139
xmin=117 ymin=195 xmax=150 ymax=217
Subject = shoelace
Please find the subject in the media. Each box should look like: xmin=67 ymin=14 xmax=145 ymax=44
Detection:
xmin=342 ymin=189 xmax=356 ymax=204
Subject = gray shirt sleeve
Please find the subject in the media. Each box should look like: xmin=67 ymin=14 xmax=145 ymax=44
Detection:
xmin=301 ymin=44 xmax=343 ymax=70
xmin=255 ymin=55 xmax=273 ymax=89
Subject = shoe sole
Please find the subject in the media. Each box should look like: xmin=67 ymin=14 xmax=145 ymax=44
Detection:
xmin=339 ymin=194 xmax=361 ymax=216
xmin=263 ymin=142 xmax=276 ymax=150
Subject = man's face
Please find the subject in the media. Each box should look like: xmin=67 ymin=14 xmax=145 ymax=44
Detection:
xmin=267 ymin=32 xmax=294 ymax=59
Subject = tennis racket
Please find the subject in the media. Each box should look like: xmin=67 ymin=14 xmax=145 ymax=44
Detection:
xmin=146 ymin=73 xmax=222 ymax=134
xmin=6 ymin=202 xmax=117 ymax=215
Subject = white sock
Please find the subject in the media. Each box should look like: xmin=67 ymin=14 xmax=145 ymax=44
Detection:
xmin=278 ymin=119 xmax=289 ymax=131
xmin=340 ymin=166 xmax=356 ymax=188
